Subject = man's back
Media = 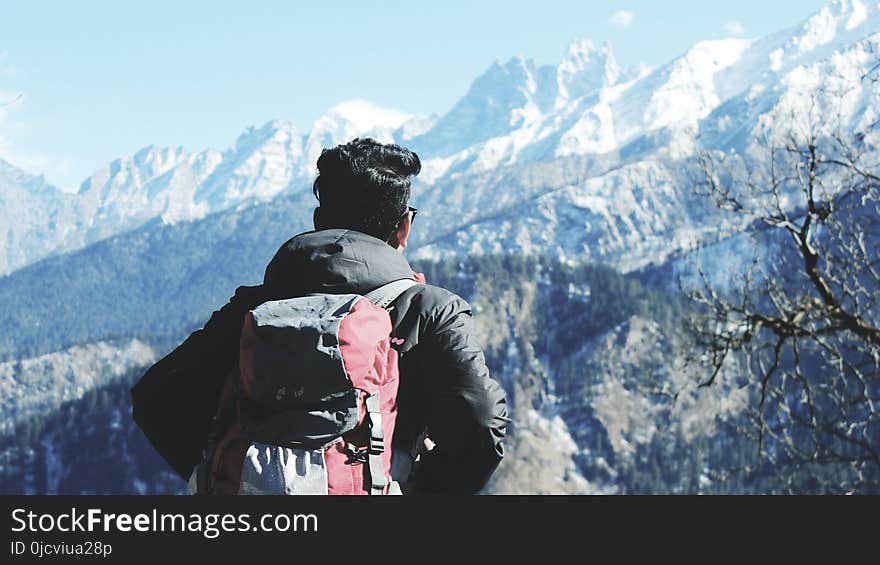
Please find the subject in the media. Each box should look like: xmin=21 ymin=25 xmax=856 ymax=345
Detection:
xmin=132 ymin=228 xmax=508 ymax=494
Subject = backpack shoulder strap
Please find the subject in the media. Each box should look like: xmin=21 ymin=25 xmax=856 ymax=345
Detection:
xmin=360 ymin=278 xmax=419 ymax=495
xmin=363 ymin=278 xmax=419 ymax=309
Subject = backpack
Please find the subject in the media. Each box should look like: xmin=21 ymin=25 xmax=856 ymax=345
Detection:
xmin=192 ymin=278 xmax=418 ymax=495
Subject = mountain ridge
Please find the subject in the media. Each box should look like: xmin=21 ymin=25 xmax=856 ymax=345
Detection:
xmin=4 ymin=1 xmax=879 ymax=276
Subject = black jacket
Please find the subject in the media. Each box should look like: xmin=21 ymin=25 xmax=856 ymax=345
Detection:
xmin=131 ymin=229 xmax=508 ymax=494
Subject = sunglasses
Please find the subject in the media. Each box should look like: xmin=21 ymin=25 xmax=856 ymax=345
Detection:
xmin=391 ymin=207 xmax=418 ymax=236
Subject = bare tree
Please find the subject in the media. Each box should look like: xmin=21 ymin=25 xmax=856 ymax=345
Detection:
xmin=687 ymin=87 xmax=880 ymax=492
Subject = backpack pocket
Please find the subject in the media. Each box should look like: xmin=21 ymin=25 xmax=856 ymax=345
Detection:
xmin=238 ymin=442 xmax=330 ymax=495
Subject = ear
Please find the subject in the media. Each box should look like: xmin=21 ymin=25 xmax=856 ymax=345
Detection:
xmin=313 ymin=207 xmax=322 ymax=230
xmin=387 ymin=211 xmax=413 ymax=251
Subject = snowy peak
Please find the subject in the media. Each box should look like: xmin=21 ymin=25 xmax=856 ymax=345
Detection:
xmin=0 ymin=157 xmax=61 ymax=199
xmin=410 ymin=55 xmax=558 ymax=158
xmin=74 ymin=145 xmax=199 ymax=235
xmin=0 ymin=158 xmax=78 ymax=275
xmin=476 ymin=56 xmax=559 ymax=121
xmin=77 ymin=145 xmax=190 ymax=201
xmin=765 ymin=0 xmax=880 ymax=73
xmin=303 ymin=100 xmax=415 ymax=174
xmin=317 ymin=100 xmax=413 ymax=134
xmin=194 ymin=119 xmax=302 ymax=211
xmin=228 ymin=120 xmax=301 ymax=155
xmin=131 ymin=145 xmax=187 ymax=176
xmin=641 ymin=38 xmax=752 ymax=132
xmin=803 ymin=0 xmax=872 ymax=44
xmin=557 ymin=39 xmax=621 ymax=103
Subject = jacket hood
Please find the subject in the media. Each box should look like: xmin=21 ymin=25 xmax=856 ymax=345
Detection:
xmin=263 ymin=229 xmax=416 ymax=298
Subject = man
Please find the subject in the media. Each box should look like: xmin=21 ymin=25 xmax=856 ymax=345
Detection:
xmin=131 ymin=137 xmax=508 ymax=494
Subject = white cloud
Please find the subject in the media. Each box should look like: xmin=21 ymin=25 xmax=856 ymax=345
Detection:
xmin=723 ymin=21 xmax=747 ymax=36
xmin=609 ymin=10 xmax=635 ymax=29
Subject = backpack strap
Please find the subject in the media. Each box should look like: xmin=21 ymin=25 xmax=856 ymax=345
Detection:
xmin=365 ymin=392 xmax=386 ymax=495
xmin=360 ymin=278 xmax=418 ymax=495
xmin=363 ymin=278 xmax=419 ymax=309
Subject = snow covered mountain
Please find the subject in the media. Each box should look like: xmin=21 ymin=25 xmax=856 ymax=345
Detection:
xmin=409 ymin=0 xmax=880 ymax=175
xmin=0 ymin=339 xmax=155 ymax=434
xmin=0 ymin=101 xmax=424 ymax=276
xmin=0 ymin=159 xmax=80 ymax=275
xmin=4 ymin=1 xmax=878 ymax=278
xmin=408 ymin=0 xmax=880 ymax=268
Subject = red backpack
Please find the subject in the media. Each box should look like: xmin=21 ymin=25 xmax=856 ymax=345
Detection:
xmin=193 ymin=278 xmax=418 ymax=495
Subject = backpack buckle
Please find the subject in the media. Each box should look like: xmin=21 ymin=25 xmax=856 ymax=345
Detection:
xmin=344 ymin=442 xmax=369 ymax=465
xmin=369 ymin=436 xmax=385 ymax=454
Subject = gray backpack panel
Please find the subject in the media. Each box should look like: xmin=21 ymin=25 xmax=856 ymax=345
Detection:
xmin=240 ymin=387 xmax=359 ymax=448
xmin=238 ymin=443 xmax=329 ymax=495
xmin=248 ymin=294 xmax=359 ymax=409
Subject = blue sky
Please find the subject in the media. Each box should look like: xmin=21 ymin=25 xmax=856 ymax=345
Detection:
xmin=0 ymin=0 xmax=827 ymax=190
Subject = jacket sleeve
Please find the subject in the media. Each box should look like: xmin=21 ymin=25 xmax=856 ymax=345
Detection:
xmin=410 ymin=294 xmax=509 ymax=494
xmin=130 ymin=285 xmax=267 ymax=480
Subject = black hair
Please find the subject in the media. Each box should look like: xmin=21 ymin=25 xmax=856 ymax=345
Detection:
xmin=312 ymin=137 xmax=421 ymax=240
